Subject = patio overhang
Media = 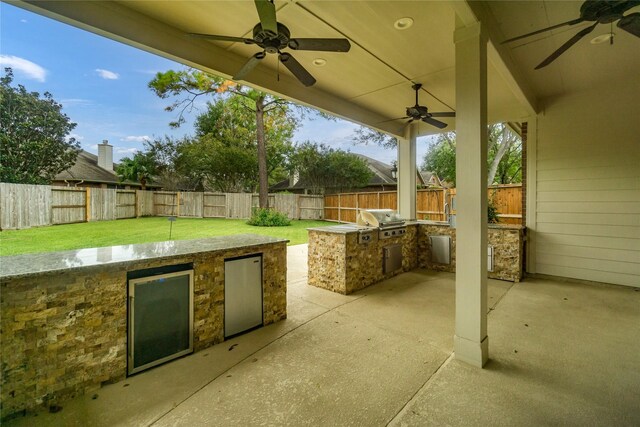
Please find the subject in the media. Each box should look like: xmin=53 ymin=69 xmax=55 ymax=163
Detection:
xmin=10 ymin=0 xmax=640 ymax=369
xmin=11 ymin=0 xmax=539 ymax=138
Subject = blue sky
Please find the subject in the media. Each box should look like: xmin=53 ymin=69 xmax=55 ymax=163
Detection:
xmin=1 ymin=3 xmax=432 ymax=165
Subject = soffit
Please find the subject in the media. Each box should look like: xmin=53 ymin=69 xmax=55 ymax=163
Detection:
xmin=20 ymin=1 xmax=618 ymax=136
xmin=487 ymin=0 xmax=640 ymax=100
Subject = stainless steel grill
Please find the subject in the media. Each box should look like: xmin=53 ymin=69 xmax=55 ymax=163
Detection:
xmin=357 ymin=209 xmax=407 ymax=240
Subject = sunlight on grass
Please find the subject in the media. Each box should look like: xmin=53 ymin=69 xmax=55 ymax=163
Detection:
xmin=0 ymin=217 xmax=332 ymax=256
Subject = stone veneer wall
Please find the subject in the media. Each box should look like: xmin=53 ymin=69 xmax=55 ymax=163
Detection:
xmin=308 ymin=224 xmax=418 ymax=294
xmin=417 ymin=224 xmax=524 ymax=282
xmin=0 ymin=242 xmax=287 ymax=419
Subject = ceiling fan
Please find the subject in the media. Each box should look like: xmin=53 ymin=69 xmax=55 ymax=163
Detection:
xmin=187 ymin=0 xmax=351 ymax=86
xmin=503 ymin=0 xmax=640 ymax=69
xmin=385 ymin=83 xmax=455 ymax=129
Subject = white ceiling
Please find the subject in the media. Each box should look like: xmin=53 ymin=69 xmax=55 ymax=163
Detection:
xmin=13 ymin=0 xmax=640 ymax=137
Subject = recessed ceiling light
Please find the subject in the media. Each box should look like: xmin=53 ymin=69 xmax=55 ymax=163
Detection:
xmin=312 ymin=58 xmax=327 ymax=66
xmin=590 ymin=33 xmax=613 ymax=44
xmin=394 ymin=17 xmax=414 ymax=30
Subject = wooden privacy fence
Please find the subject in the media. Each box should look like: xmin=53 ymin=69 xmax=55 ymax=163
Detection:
xmin=324 ymin=184 xmax=522 ymax=225
xmin=152 ymin=192 xmax=324 ymax=221
xmin=0 ymin=183 xmax=324 ymax=230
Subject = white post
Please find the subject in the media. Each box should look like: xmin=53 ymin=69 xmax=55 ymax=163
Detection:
xmin=453 ymin=21 xmax=489 ymax=368
xmin=397 ymin=123 xmax=417 ymax=219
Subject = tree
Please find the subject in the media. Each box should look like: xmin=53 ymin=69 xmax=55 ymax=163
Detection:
xmin=194 ymin=97 xmax=294 ymax=186
xmin=353 ymin=126 xmax=397 ymax=149
xmin=116 ymin=152 xmax=156 ymax=190
xmin=421 ymin=124 xmax=522 ymax=186
xmin=177 ymin=135 xmax=257 ymax=192
xmin=288 ymin=142 xmax=374 ymax=194
xmin=149 ymin=69 xmax=300 ymax=208
xmin=487 ymin=124 xmax=522 ymax=184
xmin=143 ymin=136 xmax=202 ymax=191
xmin=0 ymin=68 xmax=80 ymax=184
xmin=422 ymin=132 xmax=457 ymax=184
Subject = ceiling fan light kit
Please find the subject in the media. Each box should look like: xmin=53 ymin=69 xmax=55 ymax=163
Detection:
xmin=503 ymin=0 xmax=640 ymax=69
xmin=187 ymin=0 xmax=351 ymax=86
xmin=590 ymin=33 xmax=614 ymax=44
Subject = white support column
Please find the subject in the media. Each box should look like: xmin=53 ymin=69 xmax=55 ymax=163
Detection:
xmin=525 ymin=116 xmax=538 ymax=274
xmin=453 ymin=21 xmax=489 ymax=368
xmin=397 ymin=123 xmax=417 ymax=219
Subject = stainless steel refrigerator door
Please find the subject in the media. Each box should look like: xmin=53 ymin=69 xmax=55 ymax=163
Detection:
xmin=224 ymin=255 xmax=263 ymax=337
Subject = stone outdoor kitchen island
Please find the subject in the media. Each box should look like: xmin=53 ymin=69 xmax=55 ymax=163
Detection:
xmin=0 ymin=235 xmax=287 ymax=419
xmin=308 ymin=221 xmax=524 ymax=295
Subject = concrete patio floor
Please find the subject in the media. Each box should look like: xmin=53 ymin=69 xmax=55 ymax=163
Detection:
xmin=7 ymin=244 xmax=640 ymax=426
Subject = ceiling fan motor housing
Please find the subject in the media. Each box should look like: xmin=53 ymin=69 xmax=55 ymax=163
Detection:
xmin=581 ymin=0 xmax=629 ymax=23
xmin=253 ymin=22 xmax=290 ymax=53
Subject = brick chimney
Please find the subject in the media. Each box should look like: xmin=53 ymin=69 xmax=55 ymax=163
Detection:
xmin=98 ymin=140 xmax=113 ymax=171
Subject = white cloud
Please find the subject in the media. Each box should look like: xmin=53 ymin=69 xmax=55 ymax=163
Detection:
xmin=116 ymin=147 xmax=139 ymax=155
xmin=121 ymin=135 xmax=150 ymax=143
xmin=0 ymin=55 xmax=46 ymax=82
xmin=95 ymin=68 xmax=119 ymax=80
xmin=20 ymin=19 xmax=28 ymax=23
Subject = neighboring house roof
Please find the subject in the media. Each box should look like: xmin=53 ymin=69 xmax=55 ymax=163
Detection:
xmin=419 ymin=171 xmax=446 ymax=188
xmin=53 ymin=150 xmax=151 ymax=188
xmin=270 ymin=153 xmax=426 ymax=192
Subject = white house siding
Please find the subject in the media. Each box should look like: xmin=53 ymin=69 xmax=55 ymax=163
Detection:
xmin=535 ymin=78 xmax=640 ymax=287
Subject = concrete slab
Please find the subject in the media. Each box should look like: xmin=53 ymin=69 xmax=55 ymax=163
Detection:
xmin=390 ymin=278 xmax=640 ymax=426
xmin=7 ymin=244 xmax=639 ymax=426
xmin=154 ymin=309 xmax=449 ymax=426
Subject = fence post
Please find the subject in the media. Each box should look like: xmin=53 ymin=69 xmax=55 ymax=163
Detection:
xmin=176 ymin=192 xmax=181 ymax=217
xmin=85 ymin=187 xmax=91 ymax=222
xmin=338 ymin=194 xmax=341 ymax=223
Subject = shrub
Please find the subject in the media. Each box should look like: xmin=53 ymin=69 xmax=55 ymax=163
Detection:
xmin=488 ymin=198 xmax=500 ymax=224
xmin=247 ymin=208 xmax=291 ymax=227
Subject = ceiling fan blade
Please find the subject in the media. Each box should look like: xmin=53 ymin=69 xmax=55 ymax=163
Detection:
xmin=502 ymin=17 xmax=585 ymax=44
xmin=429 ymin=112 xmax=456 ymax=118
xmin=187 ymin=33 xmax=255 ymax=44
xmin=254 ymin=0 xmax=278 ymax=35
xmin=233 ymin=52 xmax=266 ymax=81
xmin=279 ymin=53 xmax=316 ymax=87
xmin=618 ymin=12 xmax=640 ymax=37
xmin=535 ymin=22 xmax=598 ymax=69
xmin=288 ymin=38 xmax=351 ymax=52
xmin=422 ymin=117 xmax=448 ymax=129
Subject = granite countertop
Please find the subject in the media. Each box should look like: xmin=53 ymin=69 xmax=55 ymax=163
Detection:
xmin=308 ymin=221 xmax=420 ymax=235
xmin=307 ymin=224 xmax=375 ymax=234
xmin=419 ymin=220 xmax=525 ymax=230
xmin=0 ymin=234 xmax=289 ymax=279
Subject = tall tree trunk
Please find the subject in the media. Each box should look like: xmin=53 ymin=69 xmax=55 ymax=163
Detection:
xmin=487 ymin=127 xmax=516 ymax=186
xmin=255 ymin=96 xmax=269 ymax=209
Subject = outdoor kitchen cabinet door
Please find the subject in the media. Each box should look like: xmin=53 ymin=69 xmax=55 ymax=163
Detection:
xmin=224 ymin=255 xmax=263 ymax=337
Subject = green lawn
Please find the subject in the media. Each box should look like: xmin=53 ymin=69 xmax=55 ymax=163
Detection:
xmin=0 ymin=217 xmax=331 ymax=256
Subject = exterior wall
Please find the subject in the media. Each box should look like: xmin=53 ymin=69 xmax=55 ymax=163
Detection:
xmin=0 ymin=242 xmax=287 ymax=419
xmin=535 ymin=78 xmax=640 ymax=287
xmin=308 ymin=224 xmax=418 ymax=294
xmin=417 ymin=224 xmax=524 ymax=282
